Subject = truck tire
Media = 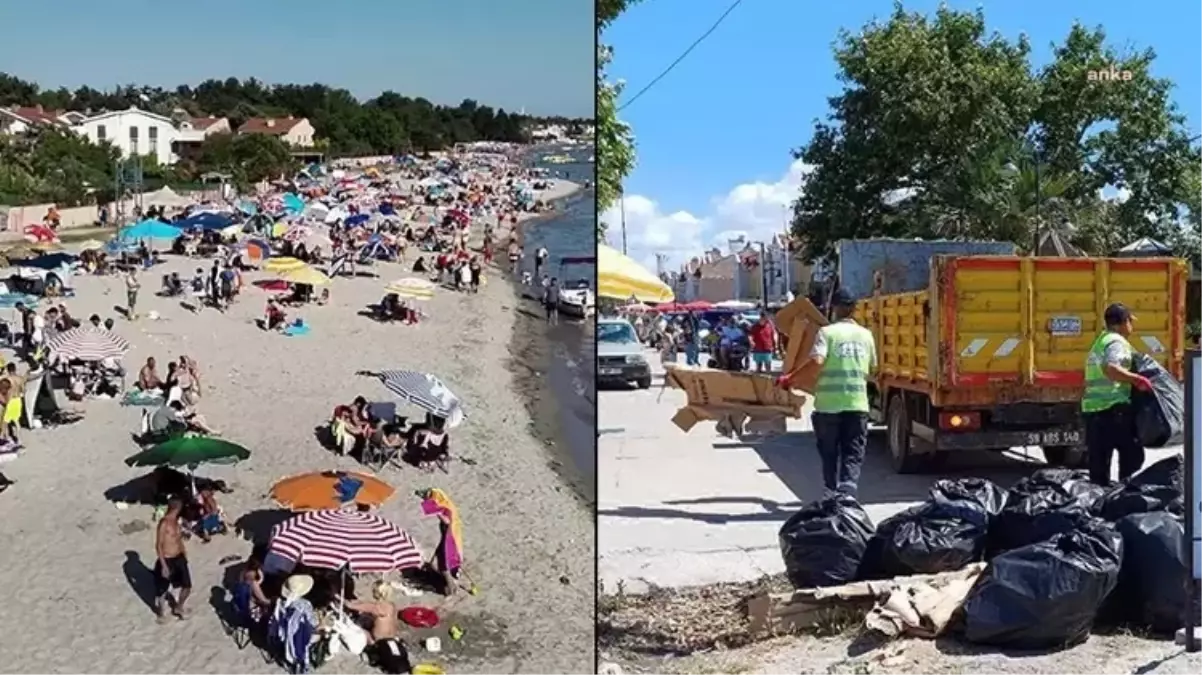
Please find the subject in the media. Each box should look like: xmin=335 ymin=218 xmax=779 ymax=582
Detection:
xmin=636 ymin=376 xmax=651 ymax=389
xmin=1042 ymin=445 xmax=1086 ymax=468
xmin=887 ymin=394 xmax=930 ymax=474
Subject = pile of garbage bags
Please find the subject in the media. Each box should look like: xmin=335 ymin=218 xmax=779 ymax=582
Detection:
xmin=778 ymin=456 xmax=1186 ymax=648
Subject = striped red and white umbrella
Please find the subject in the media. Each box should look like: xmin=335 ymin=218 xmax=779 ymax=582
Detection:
xmin=268 ymin=510 xmax=424 ymax=573
xmin=47 ymin=327 xmax=131 ymax=361
xmin=281 ymin=224 xmax=312 ymax=242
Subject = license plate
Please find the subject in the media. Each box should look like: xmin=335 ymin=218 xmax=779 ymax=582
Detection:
xmin=1048 ymin=316 xmax=1082 ymax=336
xmin=1026 ymin=430 xmax=1081 ymax=446
xmin=600 ymin=368 xmax=622 ymax=375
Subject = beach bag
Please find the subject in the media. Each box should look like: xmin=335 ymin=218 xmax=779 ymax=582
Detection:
xmin=963 ymin=519 xmax=1123 ymax=649
xmin=778 ymin=494 xmax=874 ymax=589
xmin=1112 ymin=512 xmax=1188 ymax=633
xmin=990 ymin=469 xmax=1103 ymax=553
xmin=860 ymin=500 xmax=987 ymax=578
xmin=1130 ymin=353 xmax=1184 ymax=448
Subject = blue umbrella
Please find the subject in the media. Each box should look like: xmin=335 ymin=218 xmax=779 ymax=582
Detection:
xmin=177 ymin=212 xmax=234 ymax=231
xmin=0 ymin=293 xmax=39 ymax=308
xmin=119 ymin=220 xmax=180 ymax=241
xmin=104 ymin=239 xmax=138 ymax=255
xmin=283 ymin=193 xmax=305 ymax=213
xmin=345 ymin=214 xmax=370 ymax=227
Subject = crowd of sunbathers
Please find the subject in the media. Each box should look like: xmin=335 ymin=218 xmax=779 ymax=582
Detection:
xmin=135 ymin=355 xmax=221 ymax=437
xmin=331 ymin=396 xmax=450 ymax=472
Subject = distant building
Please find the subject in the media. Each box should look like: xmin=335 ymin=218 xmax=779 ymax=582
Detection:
xmin=174 ymin=116 xmax=232 ymax=161
xmin=237 ymin=116 xmax=316 ymax=147
xmin=74 ymin=106 xmax=181 ymax=166
xmin=0 ymin=105 xmax=76 ymax=134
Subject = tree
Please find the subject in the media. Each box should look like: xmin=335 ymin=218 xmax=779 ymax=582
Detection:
xmin=192 ymin=133 xmax=297 ymax=188
xmin=597 ymin=0 xmax=642 ymax=234
xmin=791 ymin=4 xmax=1200 ymax=261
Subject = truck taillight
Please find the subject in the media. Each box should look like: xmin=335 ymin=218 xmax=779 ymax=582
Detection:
xmin=939 ymin=411 xmax=980 ymax=431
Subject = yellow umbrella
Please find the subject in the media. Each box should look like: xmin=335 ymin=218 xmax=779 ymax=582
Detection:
xmin=271 ymin=222 xmax=289 ymax=238
xmin=264 ymin=257 xmax=306 ymax=273
xmin=385 ymin=278 xmax=435 ymax=300
xmin=598 ymin=243 xmax=674 ymax=302
xmin=280 ymin=265 xmax=331 ymax=286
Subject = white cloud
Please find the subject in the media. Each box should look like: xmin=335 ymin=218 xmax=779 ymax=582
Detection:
xmin=600 ymin=159 xmax=813 ymax=271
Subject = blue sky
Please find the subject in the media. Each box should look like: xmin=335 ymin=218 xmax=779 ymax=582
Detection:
xmin=602 ymin=0 xmax=1202 ymax=267
xmin=0 ymin=0 xmax=593 ymax=117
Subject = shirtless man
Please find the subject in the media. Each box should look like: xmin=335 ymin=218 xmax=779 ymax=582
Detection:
xmin=347 ymin=581 xmax=408 ymax=673
xmin=138 ymin=357 xmax=162 ymax=391
xmin=153 ymin=497 xmax=192 ymax=623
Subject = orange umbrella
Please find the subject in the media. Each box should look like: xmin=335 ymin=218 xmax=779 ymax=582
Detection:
xmin=270 ymin=470 xmax=396 ymax=511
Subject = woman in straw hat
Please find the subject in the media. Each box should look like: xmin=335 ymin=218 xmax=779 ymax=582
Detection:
xmin=270 ymin=574 xmax=317 ymax=671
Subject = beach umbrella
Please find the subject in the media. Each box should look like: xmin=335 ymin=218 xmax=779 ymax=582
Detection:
xmin=0 ymin=293 xmax=38 ymax=308
xmin=23 ymin=224 xmax=58 ymax=244
xmin=240 ymin=238 xmax=271 ymax=262
xmin=598 ymin=243 xmax=674 ymax=303
xmin=264 ymin=257 xmax=306 ymax=274
xmin=385 ymin=278 xmax=436 ymax=300
xmin=280 ymin=265 xmax=331 ymax=286
xmin=119 ymin=220 xmax=180 ymax=242
xmin=103 ymin=238 xmax=138 ymax=255
xmin=377 ymin=370 xmax=466 ymax=428
xmin=270 ymin=470 xmax=396 ymax=511
xmin=46 ymin=327 xmax=130 ymax=361
xmin=268 ymin=509 xmax=424 ymax=573
xmin=125 ymin=437 xmax=251 ymax=469
xmin=345 ymin=214 xmax=370 ymax=227
xmin=283 ymin=193 xmax=305 ymax=214
xmin=281 ymin=224 xmax=312 ymax=243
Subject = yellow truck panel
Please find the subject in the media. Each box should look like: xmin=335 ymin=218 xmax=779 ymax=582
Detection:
xmin=857 ymin=256 xmax=1187 ymax=408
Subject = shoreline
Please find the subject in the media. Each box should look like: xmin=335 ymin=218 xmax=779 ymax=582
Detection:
xmin=498 ymin=178 xmax=596 ymax=507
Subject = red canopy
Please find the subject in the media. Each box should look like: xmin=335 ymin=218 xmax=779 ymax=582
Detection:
xmin=656 ymin=301 xmax=713 ymax=313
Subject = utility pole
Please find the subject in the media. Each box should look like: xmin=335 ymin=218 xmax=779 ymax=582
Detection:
xmin=620 ymin=190 xmax=628 ymax=255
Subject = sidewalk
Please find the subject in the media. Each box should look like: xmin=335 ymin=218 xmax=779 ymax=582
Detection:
xmin=598 ymin=350 xmax=1183 ymax=592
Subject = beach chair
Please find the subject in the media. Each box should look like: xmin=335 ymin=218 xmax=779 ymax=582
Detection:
xmin=223 ymin=582 xmax=258 ymax=650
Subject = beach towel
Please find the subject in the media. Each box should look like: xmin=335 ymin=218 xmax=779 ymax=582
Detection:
xmin=122 ymin=389 xmax=163 ymax=407
xmin=284 ymin=323 xmax=311 ymax=337
xmin=421 ymin=488 xmax=463 ymax=572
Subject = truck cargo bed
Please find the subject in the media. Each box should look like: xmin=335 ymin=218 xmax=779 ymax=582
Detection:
xmin=859 ymin=256 xmax=1187 ymax=408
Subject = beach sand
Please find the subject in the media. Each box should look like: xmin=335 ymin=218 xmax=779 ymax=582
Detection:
xmin=0 ymin=179 xmax=595 ymax=673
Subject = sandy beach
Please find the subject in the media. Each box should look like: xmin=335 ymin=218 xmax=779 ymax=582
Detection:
xmin=0 ymin=178 xmax=595 ymax=673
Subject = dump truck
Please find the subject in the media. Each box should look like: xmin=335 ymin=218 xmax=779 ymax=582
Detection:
xmin=849 ymin=247 xmax=1187 ymax=473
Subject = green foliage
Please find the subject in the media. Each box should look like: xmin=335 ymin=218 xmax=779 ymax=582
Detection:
xmin=597 ymin=0 xmax=642 ymax=234
xmin=0 ymin=72 xmax=590 ymax=207
xmin=792 ymin=4 xmax=1201 ymax=262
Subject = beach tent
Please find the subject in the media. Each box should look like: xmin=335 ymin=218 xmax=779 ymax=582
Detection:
xmin=21 ymin=369 xmax=64 ymax=428
xmin=1116 ymin=237 xmax=1172 ymax=257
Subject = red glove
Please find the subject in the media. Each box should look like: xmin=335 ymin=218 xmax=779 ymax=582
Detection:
xmin=775 ymin=374 xmax=793 ymax=389
xmin=1132 ymin=375 xmax=1153 ymax=392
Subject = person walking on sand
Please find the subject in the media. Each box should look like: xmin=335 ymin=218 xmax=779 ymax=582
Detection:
xmin=543 ymin=277 xmax=560 ymax=325
xmin=153 ymin=496 xmax=193 ymax=623
xmin=125 ymin=268 xmax=141 ymax=319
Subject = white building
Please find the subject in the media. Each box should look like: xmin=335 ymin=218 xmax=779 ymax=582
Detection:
xmin=74 ymin=107 xmax=181 ymax=166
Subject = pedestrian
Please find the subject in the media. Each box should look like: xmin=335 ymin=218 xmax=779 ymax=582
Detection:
xmin=1081 ymin=303 xmax=1150 ymax=486
xmin=153 ymin=496 xmax=193 ymax=623
xmin=543 ymin=277 xmax=559 ymax=325
xmin=748 ymin=313 xmax=777 ymax=373
xmin=778 ymin=288 xmax=875 ymax=497
xmin=125 ymin=268 xmax=140 ymax=319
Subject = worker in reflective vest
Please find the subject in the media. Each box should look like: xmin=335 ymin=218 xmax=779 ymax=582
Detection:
xmin=1081 ymin=302 xmax=1151 ymax=486
xmin=777 ymin=288 xmax=876 ymax=497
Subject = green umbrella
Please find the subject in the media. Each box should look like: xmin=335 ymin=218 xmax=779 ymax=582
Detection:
xmin=125 ymin=437 xmax=251 ymax=469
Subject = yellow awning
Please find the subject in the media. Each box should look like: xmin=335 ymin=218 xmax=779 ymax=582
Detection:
xmin=598 ymin=243 xmax=674 ymax=303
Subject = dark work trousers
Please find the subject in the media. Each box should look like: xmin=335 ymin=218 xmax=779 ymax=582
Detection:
xmin=1084 ymin=402 xmax=1145 ymax=486
xmin=811 ymin=411 xmax=869 ymax=497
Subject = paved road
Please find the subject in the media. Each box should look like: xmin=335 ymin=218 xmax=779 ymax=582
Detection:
xmin=598 ymin=350 xmax=1184 ymax=592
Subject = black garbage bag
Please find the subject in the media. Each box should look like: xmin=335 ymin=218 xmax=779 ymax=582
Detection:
xmin=990 ymin=469 xmax=1104 ymax=553
xmin=1128 ymin=454 xmax=1184 ymax=491
xmin=779 ymin=494 xmax=874 ymax=589
xmin=929 ymin=477 xmax=1007 ymax=519
xmin=1130 ymin=354 xmax=1185 ymax=448
xmin=1092 ymin=483 xmax=1181 ymax=521
xmin=1112 ymin=512 xmax=1188 ymax=633
xmin=861 ymin=501 xmax=987 ymax=578
xmin=963 ymin=519 xmax=1123 ymax=650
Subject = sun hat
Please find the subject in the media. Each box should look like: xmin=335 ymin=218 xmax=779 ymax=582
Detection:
xmin=283 ymin=574 xmax=314 ymax=600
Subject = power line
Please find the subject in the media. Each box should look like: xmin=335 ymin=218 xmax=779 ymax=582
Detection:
xmin=617 ymin=0 xmax=746 ymax=112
